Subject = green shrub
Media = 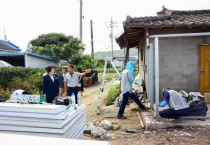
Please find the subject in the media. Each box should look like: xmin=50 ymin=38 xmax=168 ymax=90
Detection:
xmin=0 ymin=67 xmax=44 ymax=100
xmin=106 ymin=84 xmax=120 ymax=106
xmin=0 ymin=67 xmax=44 ymax=89
xmin=96 ymin=68 xmax=123 ymax=73
xmin=98 ymin=73 xmax=119 ymax=82
xmin=0 ymin=87 xmax=12 ymax=100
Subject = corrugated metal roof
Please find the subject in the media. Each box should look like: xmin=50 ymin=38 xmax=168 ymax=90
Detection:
xmin=0 ymin=40 xmax=21 ymax=51
xmin=0 ymin=51 xmax=55 ymax=61
xmin=25 ymin=52 xmax=55 ymax=61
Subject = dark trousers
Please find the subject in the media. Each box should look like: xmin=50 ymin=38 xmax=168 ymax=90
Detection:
xmin=46 ymin=96 xmax=55 ymax=103
xmin=118 ymin=92 xmax=145 ymax=116
xmin=159 ymin=108 xmax=189 ymax=119
xmin=67 ymin=87 xmax=79 ymax=104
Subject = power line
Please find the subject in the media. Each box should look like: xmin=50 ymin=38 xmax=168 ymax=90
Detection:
xmin=83 ymin=18 xmax=109 ymax=52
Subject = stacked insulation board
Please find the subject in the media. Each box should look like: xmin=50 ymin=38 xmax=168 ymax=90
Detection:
xmin=0 ymin=103 xmax=86 ymax=139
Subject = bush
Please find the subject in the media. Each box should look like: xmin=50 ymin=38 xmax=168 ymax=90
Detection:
xmin=98 ymin=73 xmax=119 ymax=82
xmin=0 ymin=87 xmax=12 ymax=100
xmin=0 ymin=67 xmax=44 ymax=88
xmin=0 ymin=67 xmax=44 ymax=100
xmin=106 ymin=84 xmax=120 ymax=106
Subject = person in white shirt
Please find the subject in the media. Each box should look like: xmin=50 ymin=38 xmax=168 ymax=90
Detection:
xmin=63 ymin=64 xmax=91 ymax=104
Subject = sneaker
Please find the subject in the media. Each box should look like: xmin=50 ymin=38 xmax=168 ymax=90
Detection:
xmin=141 ymin=106 xmax=150 ymax=111
xmin=117 ymin=115 xmax=127 ymax=119
xmin=140 ymin=105 xmax=146 ymax=110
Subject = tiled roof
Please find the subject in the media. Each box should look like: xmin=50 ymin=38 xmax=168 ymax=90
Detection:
xmin=125 ymin=7 xmax=210 ymax=28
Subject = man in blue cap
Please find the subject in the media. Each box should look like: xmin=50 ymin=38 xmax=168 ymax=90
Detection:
xmin=117 ymin=61 xmax=146 ymax=119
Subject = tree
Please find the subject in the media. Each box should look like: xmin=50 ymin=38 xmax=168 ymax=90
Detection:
xmin=30 ymin=33 xmax=84 ymax=61
xmin=70 ymin=54 xmax=95 ymax=70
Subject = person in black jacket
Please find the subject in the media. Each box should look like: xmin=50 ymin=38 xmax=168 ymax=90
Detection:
xmin=58 ymin=67 xmax=66 ymax=96
xmin=77 ymin=68 xmax=84 ymax=95
xmin=42 ymin=66 xmax=59 ymax=103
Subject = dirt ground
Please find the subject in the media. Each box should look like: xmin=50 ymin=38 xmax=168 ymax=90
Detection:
xmin=82 ymin=81 xmax=210 ymax=145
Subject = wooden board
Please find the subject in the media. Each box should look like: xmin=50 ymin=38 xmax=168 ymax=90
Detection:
xmin=0 ymin=133 xmax=111 ymax=145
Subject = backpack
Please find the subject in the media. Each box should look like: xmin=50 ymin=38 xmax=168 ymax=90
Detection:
xmin=188 ymin=100 xmax=208 ymax=116
xmin=52 ymin=96 xmax=69 ymax=106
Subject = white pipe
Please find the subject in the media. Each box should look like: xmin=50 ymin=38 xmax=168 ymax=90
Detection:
xmin=154 ymin=37 xmax=160 ymax=119
xmin=145 ymin=30 xmax=153 ymax=109
xmin=150 ymin=32 xmax=210 ymax=38
xmin=148 ymin=44 xmax=154 ymax=111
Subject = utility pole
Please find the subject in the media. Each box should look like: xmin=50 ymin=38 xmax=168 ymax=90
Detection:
xmin=79 ymin=0 xmax=83 ymax=42
xmin=108 ymin=17 xmax=117 ymax=59
xmin=90 ymin=19 xmax=94 ymax=57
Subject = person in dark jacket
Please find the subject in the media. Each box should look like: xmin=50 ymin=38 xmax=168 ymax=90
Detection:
xmin=42 ymin=66 xmax=59 ymax=103
xmin=58 ymin=67 xmax=66 ymax=96
xmin=77 ymin=68 xmax=84 ymax=96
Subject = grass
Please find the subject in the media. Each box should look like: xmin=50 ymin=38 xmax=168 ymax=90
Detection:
xmin=98 ymin=73 xmax=119 ymax=82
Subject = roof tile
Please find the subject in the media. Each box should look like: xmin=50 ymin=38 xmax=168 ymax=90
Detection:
xmin=125 ymin=7 xmax=210 ymax=28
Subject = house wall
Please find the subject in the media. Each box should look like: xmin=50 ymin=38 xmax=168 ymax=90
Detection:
xmin=138 ymin=35 xmax=145 ymax=78
xmin=113 ymin=59 xmax=124 ymax=68
xmin=25 ymin=54 xmax=55 ymax=68
xmin=148 ymin=28 xmax=210 ymax=98
xmin=138 ymin=28 xmax=210 ymax=99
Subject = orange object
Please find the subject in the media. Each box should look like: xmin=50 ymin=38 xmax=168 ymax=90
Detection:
xmin=86 ymin=77 xmax=92 ymax=87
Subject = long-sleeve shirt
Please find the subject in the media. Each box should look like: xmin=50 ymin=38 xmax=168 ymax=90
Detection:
xmin=120 ymin=69 xmax=134 ymax=94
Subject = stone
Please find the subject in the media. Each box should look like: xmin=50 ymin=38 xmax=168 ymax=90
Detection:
xmin=100 ymin=134 xmax=107 ymax=140
xmin=100 ymin=133 xmax=115 ymax=140
xmin=93 ymin=120 xmax=101 ymax=126
xmin=100 ymin=120 xmax=112 ymax=130
xmin=91 ymin=127 xmax=107 ymax=138
xmin=114 ymin=97 xmax=120 ymax=107
xmin=84 ymin=122 xmax=96 ymax=134
xmin=105 ymin=133 xmax=115 ymax=140
xmin=144 ymin=131 xmax=151 ymax=134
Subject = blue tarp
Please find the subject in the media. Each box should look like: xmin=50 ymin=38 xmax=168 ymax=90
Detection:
xmin=0 ymin=40 xmax=21 ymax=51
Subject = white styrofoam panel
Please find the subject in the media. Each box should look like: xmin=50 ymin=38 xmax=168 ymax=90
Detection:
xmin=0 ymin=105 xmax=86 ymax=128
xmin=0 ymin=133 xmax=111 ymax=145
xmin=0 ymin=110 xmax=68 ymax=120
xmin=0 ymin=120 xmax=86 ymax=139
xmin=69 ymin=123 xmax=86 ymax=139
xmin=0 ymin=112 xmax=86 ymax=134
xmin=0 ymin=103 xmax=67 ymax=114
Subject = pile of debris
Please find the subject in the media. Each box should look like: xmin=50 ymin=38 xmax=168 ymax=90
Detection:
xmin=0 ymin=103 xmax=86 ymax=139
xmin=84 ymin=120 xmax=121 ymax=140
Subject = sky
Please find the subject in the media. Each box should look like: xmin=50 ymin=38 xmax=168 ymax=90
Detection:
xmin=0 ymin=0 xmax=210 ymax=54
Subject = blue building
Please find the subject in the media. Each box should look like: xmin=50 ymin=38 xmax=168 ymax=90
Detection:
xmin=0 ymin=40 xmax=55 ymax=68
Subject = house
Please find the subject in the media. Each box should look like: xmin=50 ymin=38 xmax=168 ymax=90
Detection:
xmin=0 ymin=40 xmax=55 ymax=68
xmin=116 ymin=7 xmax=210 ymax=115
xmin=113 ymin=55 xmax=138 ymax=68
